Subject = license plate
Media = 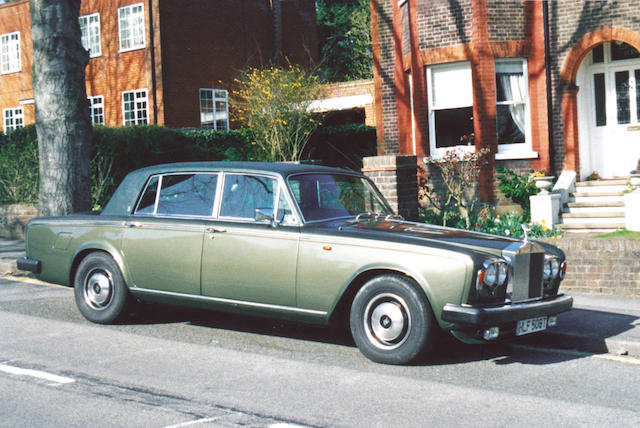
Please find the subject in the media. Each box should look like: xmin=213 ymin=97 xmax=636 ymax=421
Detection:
xmin=516 ymin=316 xmax=547 ymax=336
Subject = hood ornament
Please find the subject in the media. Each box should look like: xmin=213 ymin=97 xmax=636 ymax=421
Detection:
xmin=521 ymin=224 xmax=531 ymax=243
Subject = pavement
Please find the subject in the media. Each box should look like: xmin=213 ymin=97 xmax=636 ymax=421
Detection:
xmin=1 ymin=238 xmax=640 ymax=359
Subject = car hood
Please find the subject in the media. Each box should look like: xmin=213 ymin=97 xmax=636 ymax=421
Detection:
xmin=305 ymin=218 xmax=535 ymax=256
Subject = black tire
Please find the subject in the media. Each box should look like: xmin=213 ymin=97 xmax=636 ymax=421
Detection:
xmin=74 ymin=252 xmax=130 ymax=324
xmin=349 ymin=274 xmax=435 ymax=365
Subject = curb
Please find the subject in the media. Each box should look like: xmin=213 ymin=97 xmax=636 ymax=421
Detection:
xmin=529 ymin=330 xmax=640 ymax=358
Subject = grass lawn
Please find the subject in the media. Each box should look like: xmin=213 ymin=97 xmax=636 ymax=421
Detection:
xmin=594 ymin=229 xmax=640 ymax=238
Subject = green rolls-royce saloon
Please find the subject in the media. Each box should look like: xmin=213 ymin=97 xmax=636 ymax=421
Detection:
xmin=19 ymin=162 xmax=572 ymax=364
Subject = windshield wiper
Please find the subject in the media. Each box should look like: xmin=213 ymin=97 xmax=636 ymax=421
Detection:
xmin=350 ymin=213 xmax=404 ymax=223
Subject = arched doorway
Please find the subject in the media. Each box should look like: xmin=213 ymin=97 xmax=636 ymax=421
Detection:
xmin=576 ymin=41 xmax=640 ymax=179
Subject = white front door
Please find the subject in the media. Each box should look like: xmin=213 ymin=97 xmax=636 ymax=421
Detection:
xmin=577 ymin=42 xmax=640 ymax=179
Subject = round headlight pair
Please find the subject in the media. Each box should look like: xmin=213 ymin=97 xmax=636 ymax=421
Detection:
xmin=477 ymin=260 xmax=508 ymax=291
xmin=543 ymin=256 xmax=562 ymax=284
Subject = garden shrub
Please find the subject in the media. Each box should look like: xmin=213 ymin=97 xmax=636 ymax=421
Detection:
xmin=495 ymin=166 xmax=539 ymax=220
xmin=0 ymin=126 xmax=39 ymax=204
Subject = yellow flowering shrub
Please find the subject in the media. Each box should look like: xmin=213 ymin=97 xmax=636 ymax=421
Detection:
xmin=233 ymin=64 xmax=324 ymax=162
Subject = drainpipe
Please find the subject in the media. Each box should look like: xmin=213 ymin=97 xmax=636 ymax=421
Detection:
xmin=148 ymin=0 xmax=158 ymax=125
xmin=272 ymin=0 xmax=283 ymax=61
xmin=543 ymin=0 xmax=554 ymax=174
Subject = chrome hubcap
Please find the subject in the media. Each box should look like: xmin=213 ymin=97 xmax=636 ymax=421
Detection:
xmin=363 ymin=293 xmax=411 ymax=350
xmin=84 ymin=269 xmax=113 ymax=310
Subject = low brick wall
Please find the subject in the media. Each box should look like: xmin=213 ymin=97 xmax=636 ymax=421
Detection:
xmin=544 ymin=237 xmax=640 ymax=297
xmin=0 ymin=204 xmax=37 ymax=239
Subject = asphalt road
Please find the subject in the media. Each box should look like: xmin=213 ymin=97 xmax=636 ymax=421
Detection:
xmin=1 ymin=277 xmax=639 ymax=428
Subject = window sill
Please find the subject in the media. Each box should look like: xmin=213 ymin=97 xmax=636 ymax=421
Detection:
xmin=119 ymin=45 xmax=145 ymax=54
xmin=1 ymin=69 xmax=21 ymax=75
xmin=495 ymin=150 xmax=539 ymax=160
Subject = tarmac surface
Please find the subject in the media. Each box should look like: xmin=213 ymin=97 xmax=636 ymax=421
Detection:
xmin=2 ymin=238 xmax=639 ymax=359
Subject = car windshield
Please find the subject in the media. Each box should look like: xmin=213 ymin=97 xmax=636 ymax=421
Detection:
xmin=288 ymin=173 xmax=393 ymax=222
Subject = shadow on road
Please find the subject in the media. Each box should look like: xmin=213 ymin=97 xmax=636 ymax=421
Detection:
xmin=122 ymin=301 xmax=638 ymax=366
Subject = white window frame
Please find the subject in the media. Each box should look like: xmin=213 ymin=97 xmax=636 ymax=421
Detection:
xmin=118 ymin=3 xmax=145 ymax=52
xmin=426 ymin=61 xmax=475 ymax=159
xmin=88 ymin=95 xmax=104 ymax=125
xmin=122 ymin=89 xmax=148 ymax=125
xmin=495 ymin=58 xmax=537 ymax=160
xmin=79 ymin=13 xmax=101 ymax=58
xmin=0 ymin=31 xmax=21 ymax=74
xmin=3 ymin=107 xmax=24 ymax=133
xmin=199 ymin=88 xmax=229 ymax=130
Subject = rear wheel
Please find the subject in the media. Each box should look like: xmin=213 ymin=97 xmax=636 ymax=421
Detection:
xmin=350 ymin=275 xmax=435 ymax=364
xmin=74 ymin=252 xmax=129 ymax=324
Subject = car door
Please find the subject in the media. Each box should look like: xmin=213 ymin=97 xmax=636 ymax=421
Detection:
xmin=121 ymin=172 xmax=219 ymax=295
xmin=200 ymin=173 xmax=300 ymax=307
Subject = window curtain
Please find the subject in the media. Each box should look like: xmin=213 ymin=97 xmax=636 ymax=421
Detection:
xmin=499 ymin=73 xmax=526 ymax=135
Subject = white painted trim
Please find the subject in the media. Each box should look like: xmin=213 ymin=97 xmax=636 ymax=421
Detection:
xmin=117 ymin=3 xmax=146 ymax=53
xmin=308 ymin=94 xmax=373 ymax=112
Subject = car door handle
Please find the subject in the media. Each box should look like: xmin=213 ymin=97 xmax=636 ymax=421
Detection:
xmin=205 ymin=227 xmax=227 ymax=233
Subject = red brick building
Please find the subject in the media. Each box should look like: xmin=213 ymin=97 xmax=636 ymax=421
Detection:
xmin=371 ymin=0 xmax=640 ymax=201
xmin=0 ymin=0 xmax=317 ymax=132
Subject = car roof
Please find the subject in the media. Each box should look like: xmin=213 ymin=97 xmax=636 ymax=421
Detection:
xmin=101 ymin=161 xmax=362 ymax=216
xmin=130 ymin=161 xmax=356 ymax=177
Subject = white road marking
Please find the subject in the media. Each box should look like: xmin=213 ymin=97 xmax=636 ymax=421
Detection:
xmin=162 ymin=417 xmax=222 ymax=428
xmin=0 ymin=363 xmax=75 ymax=384
xmin=269 ymin=424 xmax=307 ymax=428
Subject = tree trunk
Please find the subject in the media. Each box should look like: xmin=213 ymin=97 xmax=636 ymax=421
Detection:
xmin=30 ymin=0 xmax=92 ymax=216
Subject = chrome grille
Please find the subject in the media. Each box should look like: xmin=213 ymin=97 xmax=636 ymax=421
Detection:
xmin=502 ymin=241 xmax=545 ymax=302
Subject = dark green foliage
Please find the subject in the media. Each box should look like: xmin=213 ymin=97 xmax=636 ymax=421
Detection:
xmin=317 ymin=0 xmax=373 ymax=82
xmin=306 ymin=124 xmax=377 ymax=170
xmin=495 ymin=166 xmax=538 ymax=219
xmin=1 ymin=125 xmax=374 ymax=209
xmin=0 ymin=125 xmax=261 ymax=208
xmin=0 ymin=126 xmax=39 ymax=204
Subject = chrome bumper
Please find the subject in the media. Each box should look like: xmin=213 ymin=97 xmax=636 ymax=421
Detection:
xmin=441 ymin=294 xmax=573 ymax=326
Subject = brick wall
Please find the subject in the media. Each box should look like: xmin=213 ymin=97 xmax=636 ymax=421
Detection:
xmin=546 ymin=238 xmax=640 ymax=297
xmin=0 ymin=0 xmax=318 ymax=130
xmin=416 ymin=0 xmax=472 ymax=50
xmin=487 ymin=0 xmax=526 ymax=42
xmin=0 ymin=0 xmax=34 ymax=130
xmin=0 ymin=204 xmax=36 ymax=239
xmin=362 ymin=155 xmax=419 ymax=220
xmin=371 ymin=0 xmax=400 ymax=154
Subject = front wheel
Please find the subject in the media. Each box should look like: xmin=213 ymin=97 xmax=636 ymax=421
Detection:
xmin=350 ymin=275 xmax=435 ymax=365
xmin=74 ymin=252 xmax=130 ymax=324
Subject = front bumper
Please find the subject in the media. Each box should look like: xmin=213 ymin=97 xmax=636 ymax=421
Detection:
xmin=17 ymin=257 xmax=41 ymax=274
xmin=441 ymin=294 xmax=573 ymax=326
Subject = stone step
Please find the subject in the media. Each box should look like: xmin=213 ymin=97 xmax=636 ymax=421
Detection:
xmin=562 ymin=216 xmax=626 ymax=225
xmin=576 ymin=179 xmax=629 ymax=187
xmin=570 ymin=194 xmax=625 ymax=204
xmin=565 ymin=201 xmax=625 ymax=208
xmin=558 ymin=221 xmax=625 ymax=231
xmin=561 ymin=211 xmax=625 ymax=219
xmin=573 ymin=184 xmax=630 ymax=194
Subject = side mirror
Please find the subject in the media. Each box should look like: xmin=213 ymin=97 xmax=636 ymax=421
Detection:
xmin=255 ymin=208 xmax=279 ymax=227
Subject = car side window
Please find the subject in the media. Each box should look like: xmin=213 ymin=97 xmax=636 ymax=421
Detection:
xmin=134 ymin=173 xmax=218 ymax=217
xmin=135 ymin=176 xmax=159 ymax=214
xmin=220 ymin=174 xmax=277 ymax=219
xmin=157 ymin=174 xmax=218 ymax=216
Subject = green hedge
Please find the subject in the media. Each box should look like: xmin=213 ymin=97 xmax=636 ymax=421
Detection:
xmin=0 ymin=126 xmax=39 ymax=204
xmin=0 ymin=124 xmax=376 ymax=208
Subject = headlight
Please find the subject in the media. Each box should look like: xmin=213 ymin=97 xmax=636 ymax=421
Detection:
xmin=543 ymin=256 xmax=563 ymax=285
xmin=477 ymin=260 xmax=509 ymax=293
